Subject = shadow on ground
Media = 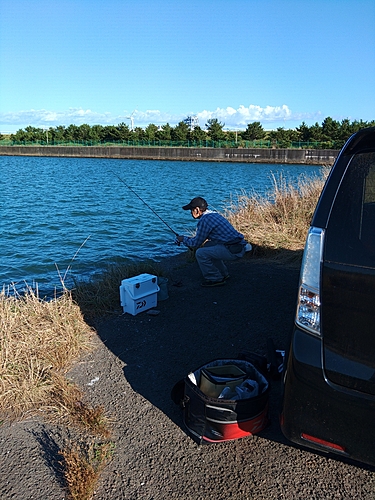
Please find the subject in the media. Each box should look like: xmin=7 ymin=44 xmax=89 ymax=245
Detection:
xmin=86 ymin=251 xmax=300 ymax=446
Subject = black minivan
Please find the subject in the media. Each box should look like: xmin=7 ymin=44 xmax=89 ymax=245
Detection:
xmin=281 ymin=127 xmax=375 ymax=467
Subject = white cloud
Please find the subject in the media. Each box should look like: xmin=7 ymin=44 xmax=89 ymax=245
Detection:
xmin=123 ymin=105 xmax=321 ymax=129
xmin=0 ymin=105 xmax=322 ymax=132
xmin=197 ymin=104 xmax=295 ymax=127
xmin=0 ymin=108 xmax=114 ymax=128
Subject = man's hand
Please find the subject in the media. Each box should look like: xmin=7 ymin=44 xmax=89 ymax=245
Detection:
xmin=175 ymin=235 xmax=184 ymax=246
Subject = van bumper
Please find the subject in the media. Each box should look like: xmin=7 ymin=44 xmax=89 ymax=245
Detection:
xmin=281 ymin=327 xmax=375 ymax=468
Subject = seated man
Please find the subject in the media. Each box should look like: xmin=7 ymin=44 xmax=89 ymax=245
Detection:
xmin=177 ymin=196 xmax=250 ymax=287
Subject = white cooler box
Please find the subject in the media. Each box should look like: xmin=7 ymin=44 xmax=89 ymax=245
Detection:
xmin=119 ymin=274 xmax=159 ymax=315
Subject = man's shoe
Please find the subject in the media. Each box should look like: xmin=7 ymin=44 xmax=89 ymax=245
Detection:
xmin=223 ymin=274 xmax=230 ymax=281
xmin=201 ymin=279 xmax=226 ymax=287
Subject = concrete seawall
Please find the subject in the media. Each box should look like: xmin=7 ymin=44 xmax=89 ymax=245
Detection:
xmin=0 ymin=146 xmax=339 ymax=165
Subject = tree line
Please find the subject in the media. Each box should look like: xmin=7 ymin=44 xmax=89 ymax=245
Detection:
xmin=2 ymin=117 xmax=375 ymax=149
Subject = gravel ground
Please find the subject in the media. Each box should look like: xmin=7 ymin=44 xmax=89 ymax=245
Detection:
xmin=1 ymin=252 xmax=375 ymax=499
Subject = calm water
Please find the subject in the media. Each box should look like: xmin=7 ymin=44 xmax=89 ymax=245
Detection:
xmin=0 ymin=156 xmax=324 ymax=293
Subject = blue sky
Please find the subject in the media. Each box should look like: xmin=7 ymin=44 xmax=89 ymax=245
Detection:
xmin=1 ymin=0 xmax=374 ymax=133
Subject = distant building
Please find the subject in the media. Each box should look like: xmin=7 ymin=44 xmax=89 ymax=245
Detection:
xmin=183 ymin=115 xmax=199 ymax=130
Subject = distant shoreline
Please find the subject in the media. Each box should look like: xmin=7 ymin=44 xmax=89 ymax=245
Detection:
xmin=0 ymin=145 xmax=338 ymax=165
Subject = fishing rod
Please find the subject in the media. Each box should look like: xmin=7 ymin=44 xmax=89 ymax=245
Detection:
xmin=111 ymin=171 xmax=179 ymax=237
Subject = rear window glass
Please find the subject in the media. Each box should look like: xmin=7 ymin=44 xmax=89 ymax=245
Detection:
xmin=325 ymin=152 xmax=375 ymax=267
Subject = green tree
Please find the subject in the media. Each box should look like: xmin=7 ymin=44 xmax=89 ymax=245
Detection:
xmin=144 ymin=123 xmax=158 ymax=142
xmin=11 ymin=129 xmax=28 ymax=142
xmin=242 ymin=121 xmax=265 ymax=141
xmin=8 ymin=116 xmax=375 ymax=149
xmin=52 ymin=125 xmax=67 ymax=143
xmin=296 ymin=122 xmax=312 ymax=142
xmin=268 ymin=127 xmax=298 ymax=148
xmin=205 ymin=118 xmax=226 ymax=141
xmin=336 ymin=118 xmax=354 ymax=145
xmin=77 ymin=124 xmax=92 ymax=142
xmin=226 ymin=130 xmax=238 ymax=143
xmin=190 ymin=126 xmax=207 ymax=142
xmin=171 ymin=121 xmax=190 ymax=141
xmin=116 ymin=122 xmax=131 ymax=141
xmin=156 ymin=123 xmax=173 ymax=141
xmin=130 ymin=127 xmax=146 ymax=142
xmin=90 ymin=124 xmax=104 ymax=142
xmin=65 ymin=124 xmax=80 ymax=142
xmin=100 ymin=125 xmax=121 ymax=142
xmin=27 ymin=126 xmax=45 ymax=141
xmin=14 ymin=126 xmax=46 ymax=142
xmin=350 ymin=119 xmax=375 ymax=134
xmin=308 ymin=122 xmax=323 ymax=142
xmin=321 ymin=117 xmax=340 ymax=142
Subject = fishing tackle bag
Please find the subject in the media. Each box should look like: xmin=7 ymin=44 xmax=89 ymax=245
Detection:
xmin=171 ymin=358 xmax=270 ymax=444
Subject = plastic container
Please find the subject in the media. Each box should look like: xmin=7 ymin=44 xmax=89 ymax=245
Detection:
xmin=119 ymin=274 xmax=159 ymax=315
xmin=122 ymin=273 xmax=158 ymax=298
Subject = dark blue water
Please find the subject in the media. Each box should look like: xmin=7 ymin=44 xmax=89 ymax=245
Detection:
xmin=0 ymin=156 xmax=324 ymax=293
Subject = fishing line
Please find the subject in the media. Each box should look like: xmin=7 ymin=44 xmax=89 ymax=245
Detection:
xmin=111 ymin=171 xmax=179 ymax=237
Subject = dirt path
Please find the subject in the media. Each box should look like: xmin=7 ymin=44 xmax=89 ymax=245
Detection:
xmin=1 ymin=253 xmax=375 ymax=499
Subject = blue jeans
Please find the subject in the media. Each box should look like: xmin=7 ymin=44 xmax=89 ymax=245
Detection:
xmin=195 ymin=241 xmax=246 ymax=281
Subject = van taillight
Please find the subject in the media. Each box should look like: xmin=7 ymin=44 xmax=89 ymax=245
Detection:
xmin=296 ymin=227 xmax=324 ymax=336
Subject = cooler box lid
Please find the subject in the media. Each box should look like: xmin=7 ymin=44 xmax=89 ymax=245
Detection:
xmin=121 ymin=273 xmax=158 ymax=298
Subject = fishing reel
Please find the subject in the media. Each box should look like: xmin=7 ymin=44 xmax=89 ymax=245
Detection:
xmin=175 ymin=237 xmax=193 ymax=252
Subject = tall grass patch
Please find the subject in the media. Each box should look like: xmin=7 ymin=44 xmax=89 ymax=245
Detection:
xmin=226 ymin=170 xmax=328 ymax=258
xmin=60 ymin=441 xmax=115 ymax=500
xmin=0 ymin=287 xmax=94 ymax=419
xmin=0 ymin=287 xmax=114 ymax=498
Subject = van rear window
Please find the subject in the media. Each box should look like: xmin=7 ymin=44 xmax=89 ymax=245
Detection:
xmin=325 ymin=152 xmax=375 ymax=267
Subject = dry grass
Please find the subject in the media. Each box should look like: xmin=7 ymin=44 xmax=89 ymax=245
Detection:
xmin=0 ymin=287 xmax=94 ymax=419
xmin=50 ymin=373 xmax=111 ymax=438
xmin=60 ymin=440 xmax=115 ymax=500
xmin=226 ymin=169 xmax=329 ymax=260
xmin=0 ymin=286 xmax=113 ymax=499
xmin=0 ymin=284 xmax=113 ymax=434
